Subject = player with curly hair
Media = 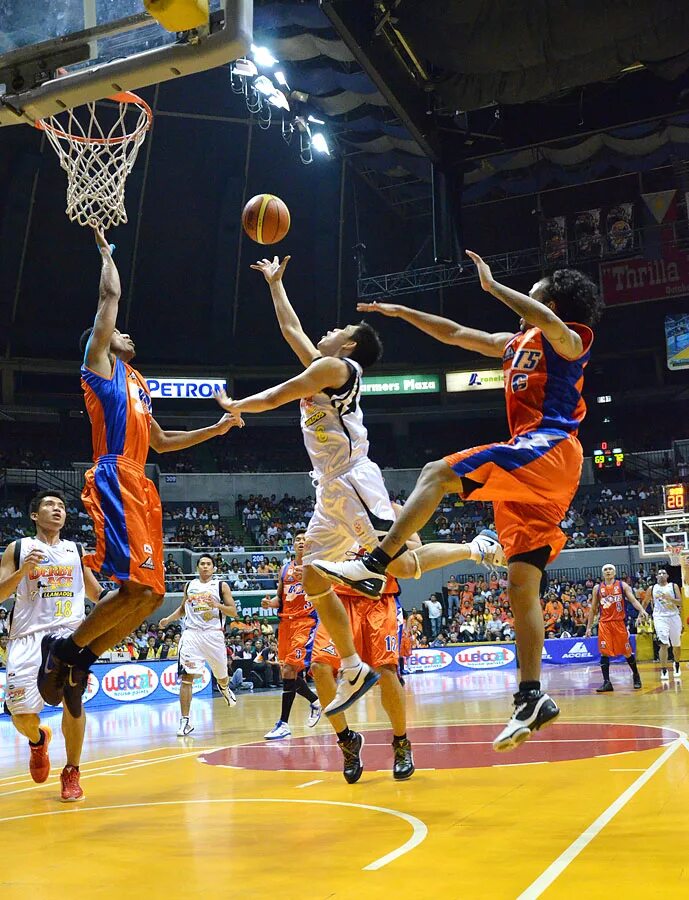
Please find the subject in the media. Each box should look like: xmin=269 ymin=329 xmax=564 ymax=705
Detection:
xmin=313 ymin=252 xmax=603 ymax=751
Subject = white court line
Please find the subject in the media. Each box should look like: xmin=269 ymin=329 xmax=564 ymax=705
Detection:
xmin=517 ymin=738 xmax=687 ymax=900
xmin=296 ymin=780 xmax=322 ymax=788
xmin=0 ymin=798 xmax=428 ymax=870
xmin=493 ymin=761 xmax=549 ymax=768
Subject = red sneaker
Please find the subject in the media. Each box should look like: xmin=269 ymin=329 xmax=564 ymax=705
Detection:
xmin=29 ymin=725 xmax=52 ymax=784
xmin=60 ymin=765 xmax=84 ymax=802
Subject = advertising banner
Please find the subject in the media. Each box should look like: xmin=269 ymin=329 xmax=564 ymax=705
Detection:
xmin=146 ymin=377 xmax=227 ymax=399
xmin=445 ymin=369 xmax=505 ymax=393
xmin=540 ymin=635 xmax=636 ymax=665
xmin=600 ymin=250 xmax=689 ymax=306
xmin=407 ymin=643 xmax=517 ymax=674
xmin=665 ymin=313 xmax=689 ymax=370
xmin=361 ymin=374 xmax=440 ymax=396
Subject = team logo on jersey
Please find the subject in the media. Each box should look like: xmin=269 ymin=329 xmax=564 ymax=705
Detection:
xmin=139 ymin=556 xmax=155 ymax=570
xmin=143 ymin=544 xmax=153 ymax=555
xmin=305 ymin=410 xmax=326 ymax=427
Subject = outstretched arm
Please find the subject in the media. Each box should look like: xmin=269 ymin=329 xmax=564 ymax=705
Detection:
xmin=84 ymin=223 xmax=122 ymax=378
xmin=466 ymin=250 xmax=584 ymax=360
xmin=215 ymin=356 xmax=348 ymax=416
xmin=251 ymin=256 xmax=320 ymax=367
xmin=356 ymin=301 xmax=512 ymax=359
xmin=149 ymin=413 xmax=243 ymax=454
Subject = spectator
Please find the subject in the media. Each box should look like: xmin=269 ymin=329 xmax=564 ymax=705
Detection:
xmin=424 ymin=594 xmax=443 ymax=639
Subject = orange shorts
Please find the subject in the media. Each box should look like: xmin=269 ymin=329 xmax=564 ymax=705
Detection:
xmin=82 ymin=455 xmax=164 ymax=595
xmin=278 ymin=615 xmax=340 ymax=672
xmin=444 ymin=430 xmax=583 ymax=564
xmin=341 ymin=592 xmax=402 ymax=669
xmin=598 ymin=620 xmax=632 ymax=658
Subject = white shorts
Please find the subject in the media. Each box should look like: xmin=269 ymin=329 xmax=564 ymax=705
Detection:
xmin=5 ymin=626 xmax=76 ymax=716
xmin=179 ymin=629 xmax=227 ymax=680
xmin=654 ymin=614 xmax=682 ymax=647
xmin=303 ymin=458 xmax=396 ymax=566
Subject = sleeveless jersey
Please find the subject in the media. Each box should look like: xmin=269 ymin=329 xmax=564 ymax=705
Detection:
xmin=598 ymin=579 xmax=625 ymax=623
xmin=651 ymin=583 xmax=680 ymax=618
xmin=9 ymin=538 xmax=85 ymax=639
xmin=184 ymin=578 xmax=224 ymax=631
xmin=278 ymin=562 xmax=314 ymax=620
xmin=299 ymin=358 xmax=369 ymax=479
xmin=502 ymin=323 xmax=593 ymax=437
xmin=81 ymin=357 xmax=153 ymax=467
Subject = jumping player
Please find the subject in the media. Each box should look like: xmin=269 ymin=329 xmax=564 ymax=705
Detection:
xmin=0 ymin=491 xmax=103 ymax=801
xmin=313 ymin=250 xmax=604 ymax=749
xmin=261 ymin=531 xmax=323 ymax=740
xmin=644 ymin=568 xmax=682 ymax=681
xmin=216 ymin=255 xmax=501 ymax=718
xmin=587 ymin=564 xmax=648 ymax=692
xmin=38 ymin=223 xmax=241 ymax=717
xmin=159 ymin=554 xmax=238 ymax=736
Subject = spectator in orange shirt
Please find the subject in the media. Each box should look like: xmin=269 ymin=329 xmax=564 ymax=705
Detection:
xmin=447 ymin=576 xmax=460 ymax=617
xmin=460 ymin=590 xmax=474 ymax=615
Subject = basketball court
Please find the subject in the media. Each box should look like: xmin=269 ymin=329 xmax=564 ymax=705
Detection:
xmin=1 ymin=665 xmax=688 ymax=899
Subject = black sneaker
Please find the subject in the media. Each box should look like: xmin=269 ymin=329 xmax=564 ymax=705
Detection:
xmin=338 ymin=731 xmax=365 ymax=784
xmin=311 ymin=557 xmax=385 ymax=600
xmin=596 ymin=681 xmax=614 ymax=693
xmin=633 ymin=674 xmax=642 ymax=690
xmin=37 ymin=635 xmax=70 ymax=707
xmin=63 ymin=666 xmax=90 ymax=717
xmin=492 ymin=690 xmax=560 ymax=752
xmin=392 ymin=738 xmax=415 ymax=780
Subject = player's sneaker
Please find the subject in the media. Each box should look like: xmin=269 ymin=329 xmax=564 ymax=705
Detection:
xmin=37 ymin=635 xmax=69 ymax=707
xmin=468 ymin=529 xmax=507 ymax=569
xmin=60 ymin=765 xmax=84 ymax=802
xmin=307 ymin=702 xmax=322 ymax=728
xmin=62 ymin=666 xmax=90 ymax=718
xmin=264 ymin=721 xmax=291 ymax=740
xmin=633 ymin=673 xmax=642 ymax=690
xmin=660 ymin=668 xmax=670 ymax=681
xmin=493 ymin=690 xmax=560 ymax=752
xmin=673 ymin=662 xmax=682 ymax=679
xmin=218 ymin=683 xmax=238 ymax=707
xmin=392 ymin=738 xmax=415 ymax=781
xmin=338 ymin=731 xmax=365 ymax=784
xmin=28 ymin=725 xmax=52 ymax=784
xmin=177 ymin=716 xmax=194 ymax=737
xmin=596 ymin=681 xmax=614 ymax=693
xmin=311 ymin=556 xmax=386 ymax=600
xmin=324 ymin=662 xmax=380 ymax=717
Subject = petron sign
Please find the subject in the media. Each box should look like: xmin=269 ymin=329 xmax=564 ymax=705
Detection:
xmin=446 ymin=369 xmax=505 ymax=393
xmin=146 ymin=375 xmax=440 ymax=399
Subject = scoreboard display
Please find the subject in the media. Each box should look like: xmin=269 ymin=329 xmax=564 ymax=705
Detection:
xmin=593 ymin=441 xmax=624 ymax=469
xmin=663 ymin=483 xmax=687 ymax=512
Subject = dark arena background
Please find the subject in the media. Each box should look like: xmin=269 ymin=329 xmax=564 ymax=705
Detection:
xmin=1 ymin=2 xmax=689 ymax=898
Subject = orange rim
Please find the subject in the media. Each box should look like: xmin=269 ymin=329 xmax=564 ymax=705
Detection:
xmin=35 ymin=91 xmax=153 ymax=145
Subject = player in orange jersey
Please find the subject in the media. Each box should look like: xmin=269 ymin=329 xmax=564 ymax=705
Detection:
xmin=38 ymin=223 xmax=242 ymax=716
xmin=314 ymin=251 xmax=603 ymax=751
xmin=587 ymin=564 xmax=648 ymax=692
xmin=261 ymin=532 xmax=323 ymax=740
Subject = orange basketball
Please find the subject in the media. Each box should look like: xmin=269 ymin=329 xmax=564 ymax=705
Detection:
xmin=242 ymin=194 xmax=290 ymax=245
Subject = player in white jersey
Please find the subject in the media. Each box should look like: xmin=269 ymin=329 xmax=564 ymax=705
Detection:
xmin=159 ymin=554 xmax=238 ymax=736
xmin=216 ymin=255 xmax=501 ymax=718
xmin=0 ymin=491 xmax=102 ymax=801
xmin=644 ymin=568 xmax=683 ymax=681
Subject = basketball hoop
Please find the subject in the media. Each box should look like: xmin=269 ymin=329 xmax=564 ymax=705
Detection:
xmin=663 ymin=535 xmax=688 ymax=567
xmin=35 ymin=91 xmax=153 ymax=230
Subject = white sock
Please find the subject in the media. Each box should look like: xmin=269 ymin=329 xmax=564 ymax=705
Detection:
xmin=341 ymin=653 xmax=362 ymax=670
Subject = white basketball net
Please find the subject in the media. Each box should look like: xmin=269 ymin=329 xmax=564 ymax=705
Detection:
xmin=665 ymin=540 xmax=687 ymax=567
xmin=37 ymin=92 xmax=152 ymax=230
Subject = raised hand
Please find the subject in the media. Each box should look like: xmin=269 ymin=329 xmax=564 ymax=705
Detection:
xmin=356 ymin=301 xmax=403 ymax=317
xmin=21 ymin=548 xmax=46 ymax=577
xmin=90 ymin=219 xmax=112 ymax=257
xmin=214 ymin=388 xmax=240 ymax=417
xmin=214 ymin=412 xmax=244 ymax=435
xmin=465 ymin=249 xmax=494 ymax=292
xmin=250 ymin=255 xmax=291 ymax=284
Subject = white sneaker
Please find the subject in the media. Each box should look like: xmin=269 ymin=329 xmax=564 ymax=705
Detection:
xmin=219 ymin=683 xmax=238 ymax=707
xmin=177 ymin=717 xmax=194 ymax=737
xmin=311 ymin=557 xmax=386 ymax=599
xmin=660 ymin=668 xmax=670 ymax=681
xmin=673 ymin=663 xmax=682 ymax=679
xmin=307 ymin=702 xmax=322 ymax=728
xmin=469 ymin=529 xmax=507 ymax=569
xmin=493 ymin=690 xmax=560 ymax=752
xmin=324 ymin=662 xmax=380 ymax=717
xmin=264 ymin=721 xmax=291 ymax=741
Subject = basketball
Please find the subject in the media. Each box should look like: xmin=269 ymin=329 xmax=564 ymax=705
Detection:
xmin=242 ymin=194 xmax=290 ymax=245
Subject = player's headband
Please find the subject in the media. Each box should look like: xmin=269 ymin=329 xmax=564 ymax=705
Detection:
xmin=601 ymin=564 xmax=616 ymax=574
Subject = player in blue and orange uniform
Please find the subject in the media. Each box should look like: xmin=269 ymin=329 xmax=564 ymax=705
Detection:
xmin=314 ymin=250 xmax=604 ymax=751
xmin=587 ymin=564 xmax=648 ymax=692
xmin=38 ymin=223 xmax=241 ymax=716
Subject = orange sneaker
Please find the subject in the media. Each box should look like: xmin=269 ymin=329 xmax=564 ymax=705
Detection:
xmin=29 ymin=725 xmax=52 ymax=784
xmin=60 ymin=765 xmax=84 ymax=802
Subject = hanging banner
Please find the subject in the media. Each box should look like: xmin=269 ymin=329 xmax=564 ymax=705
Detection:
xmin=540 ymin=216 xmax=568 ymax=265
xmin=573 ymin=208 xmax=603 ymax=260
xmin=600 ymin=249 xmax=689 ymax=306
xmin=641 ymin=190 xmax=677 ymax=258
xmin=606 ymin=203 xmax=634 ymax=254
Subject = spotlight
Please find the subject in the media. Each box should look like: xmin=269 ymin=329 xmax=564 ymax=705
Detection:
xmin=231 ymin=58 xmax=257 ymax=78
xmin=307 ymin=114 xmax=325 ymax=125
xmin=268 ymin=89 xmax=290 ymax=112
xmin=251 ymin=44 xmax=278 ymax=67
xmin=253 ymin=75 xmax=276 ymax=97
xmin=274 ymin=70 xmax=289 ymax=87
xmin=311 ymin=132 xmax=331 ymax=155
xmin=291 ymin=90 xmax=309 ymax=104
